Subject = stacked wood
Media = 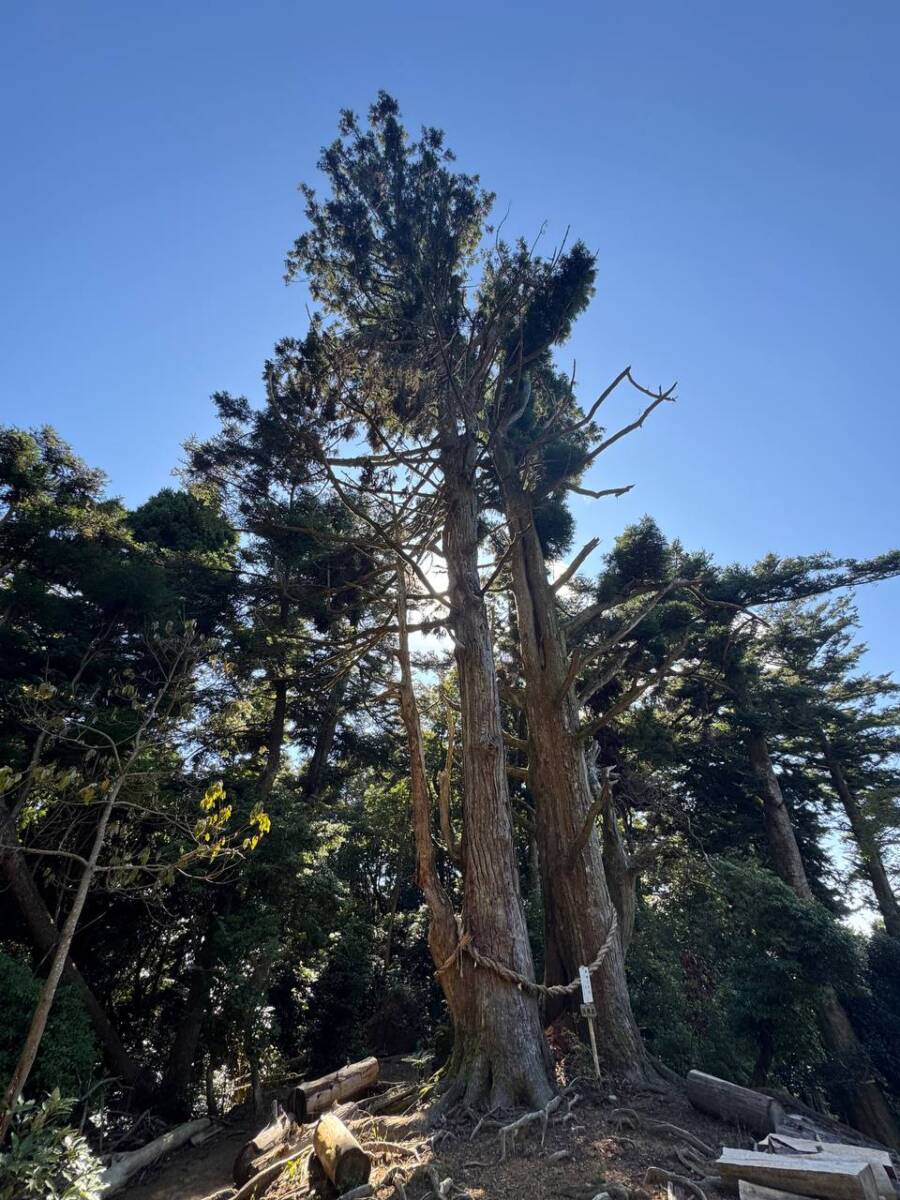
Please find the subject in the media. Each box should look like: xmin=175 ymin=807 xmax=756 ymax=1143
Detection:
xmin=717 ymin=1147 xmax=882 ymax=1200
xmin=100 ymin=1118 xmax=212 ymax=1195
xmin=757 ymin=1135 xmax=897 ymax=1200
xmin=312 ymin=1112 xmax=371 ymax=1192
xmin=290 ymin=1055 xmax=379 ymax=1121
xmin=687 ymin=1071 xmax=785 ymax=1137
xmin=233 ymin=1107 xmax=299 ymax=1186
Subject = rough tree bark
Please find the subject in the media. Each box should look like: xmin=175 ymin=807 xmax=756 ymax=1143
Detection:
xmin=428 ymin=425 xmax=554 ymax=1108
xmin=819 ymin=732 xmax=900 ymax=940
xmin=395 ymin=547 xmax=552 ymax=1109
xmin=493 ymin=445 xmax=648 ymax=1076
xmin=747 ymin=730 xmax=900 ymax=1148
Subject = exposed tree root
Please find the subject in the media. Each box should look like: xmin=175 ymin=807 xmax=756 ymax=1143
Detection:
xmin=643 ymin=1166 xmax=709 ymax=1200
xmin=611 ymin=1108 xmax=715 ymax=1157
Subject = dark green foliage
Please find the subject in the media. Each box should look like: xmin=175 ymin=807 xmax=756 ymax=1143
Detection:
xmin=129 ymin=488 xmax=235 ymax=555
xmin=845 ymin=932 xmax=900 ymax=1094
xmin=630 ymin=858 xmax=858 ymax=1094
xmin=0 ymin=954 xmax=97 ymax=1098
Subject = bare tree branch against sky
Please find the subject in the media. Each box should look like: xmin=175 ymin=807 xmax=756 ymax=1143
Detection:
xmin=2 ymin=0 xmax=898 ymax=671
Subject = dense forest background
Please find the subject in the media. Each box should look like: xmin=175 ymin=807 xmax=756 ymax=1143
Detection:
xmin=2 ymin=97 xmax=899 ymax=1182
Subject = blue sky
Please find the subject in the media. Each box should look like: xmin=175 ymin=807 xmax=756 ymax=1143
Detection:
xmin=2 ymin=1 xmax=898 ymax=672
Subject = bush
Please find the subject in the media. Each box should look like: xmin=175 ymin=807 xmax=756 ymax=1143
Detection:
xmin=0 ymin=1091 xmax=103 ymax=1200
xmin=0 ymin=952 xmax=97 ymax=1098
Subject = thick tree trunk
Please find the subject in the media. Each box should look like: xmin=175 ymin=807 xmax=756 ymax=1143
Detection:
xmin=431 ymin=430 xmax=554 ymax=1108
xmin=494 ymin=450 xmax=647 ymax=1076
xmin=747 ymin=731 xmax=900 ymax=1148
xmin=0 ymin=802 xmax=147 ymax=1092
xmin=395 ymin=558 xmax=551 ymax=1109
xmin=820 ymin=733 xmax=900 ymax=939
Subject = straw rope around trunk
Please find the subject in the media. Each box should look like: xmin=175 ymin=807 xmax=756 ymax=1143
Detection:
xmin=436 ymin=911 xmax=618 ymax=997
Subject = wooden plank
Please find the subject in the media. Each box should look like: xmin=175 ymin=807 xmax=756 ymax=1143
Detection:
xmin=756 ymin=1136 xmax=896 ymax=1200
xmin=740 ymin=1181 xmax=819 ymax=1200
xmin=717 ymin=1148 xmax=882 ymax=1200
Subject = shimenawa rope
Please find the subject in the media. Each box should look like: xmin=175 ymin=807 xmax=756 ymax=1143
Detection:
xmin=435 ymin=910 xmax=619 ymax=997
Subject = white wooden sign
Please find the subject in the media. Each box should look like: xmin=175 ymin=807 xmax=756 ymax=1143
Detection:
xmin=579 ymin=965 xmax=593 ymax=1005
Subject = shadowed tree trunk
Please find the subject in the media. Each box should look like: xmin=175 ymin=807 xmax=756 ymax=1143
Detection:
xmin=158 ymin=919 xmax=218 ymax=1120
xmin=494 ymin=445 xmax=648 ymax=1077
xmin=819 ymin=732 xmax=900 ymax=939
xmin=302 ymin=674 xmax=346 ymax=800
xmin=747 ymin=730 xmax=900 ymax=1148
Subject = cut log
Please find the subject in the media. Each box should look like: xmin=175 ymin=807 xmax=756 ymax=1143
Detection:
xmin=100 ymin=1118 xmax=211 ymax=1195
xmin=739 ymin=1181 xmax=818 ymax=1200
xmin=233 ymin=1108 xmax=300 ymax=1186
xmin=757 ymin=1135 xmax=896 ymax=1199
xmin=312 ymin=1112 xmax=371 ymax=1192
xmin=245 ymin=1101 xmax=358 ymax=1183
xmin=717 ymin=1148 xmax=882 ymax=1200
xmin=291 ymin=1055 xmax=379 ymax=1122
xmin=688 ymin=1071 xmax=785 ymax=1137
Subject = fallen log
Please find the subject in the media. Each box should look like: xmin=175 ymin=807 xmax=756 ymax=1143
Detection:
xmin=717 ymin=1148 xmax=882 ymax=1200
xmin=291 ymin=1055 xmax=379 ymax=1122
xmin=757 ymin=1135 xmax=896 ymax=1199
xmin=100 ymin=1117 xmax=211 ymax=1195
xmin=687 ymin=1071 xmax=785 ymax=1137
xmin=233 ymin=1107 xmax=300 ymax=1186
xmin=313 ymin=1111 xmax=371 ymax=1193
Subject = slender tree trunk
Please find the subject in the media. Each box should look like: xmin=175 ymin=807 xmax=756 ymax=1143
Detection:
xmin=494 ymin=449 xmax=648 ymax=1076
xmin=433 ymin=430 xmax=554 ymax=1108
xmin=258 ymin=677 xmax=288 ymax=804
xmin=1 ymin=785 xmax=119 ymax=1139
xmin=394 ymin=568 xmax=474 ymax=1078
xmin=302 ymin=675 xmax=346 ymax=799
xmin=0 ymin=803 xmax=146 ymax=1092
xmin=747 ymin=730 xmax=900 ymax=1148
xmin=600 ymin=794 xmax=638 ymax=955
xmin=819 ymin=733 xmax=900 ymax=939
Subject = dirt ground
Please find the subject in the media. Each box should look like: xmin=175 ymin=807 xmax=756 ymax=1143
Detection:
xmin=119 ymin=1060 xmax=749 ymax=1200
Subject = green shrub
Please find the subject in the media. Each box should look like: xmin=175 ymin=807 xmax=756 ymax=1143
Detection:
xmin=0 ymin=952 xmax=97 ymax=1098
xmin=0 ymin=1091 xmax=103 ymax=1200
